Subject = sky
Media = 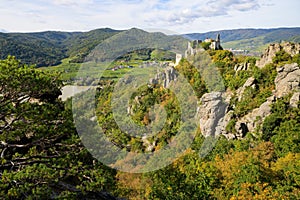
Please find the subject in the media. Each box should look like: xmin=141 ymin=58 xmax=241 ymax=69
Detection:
xmin=0 ymin=0 xmax=299 ymax=34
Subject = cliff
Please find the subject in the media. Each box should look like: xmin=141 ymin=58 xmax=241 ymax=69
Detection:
xmin=200 ymin=42 xmax=300 ymax=139
xmin=256 ymin=42 xmax=300 ymax=68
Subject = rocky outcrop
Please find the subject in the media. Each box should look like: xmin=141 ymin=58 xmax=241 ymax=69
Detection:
xmin=235 ymin=96 xmax=275 ymax=137
xmin=236 ymin=77 xmax=256 ymax=101
xmin=149 ymin=66 xmax=178 ymax=88
xmin=221 ymin=110 xmax=235 ymax=139
xmin=274 ymin=63 xmax=300 ymax=98
xmin=197 ymin=92 xmax=228 ymax=137
xmin=234 ymin=62 xmax=251 ymax=71
xmin=233 ymin=63 xmax=300 ymax=137
xmin=290 ymin=92 xmax=300 ymax=108
xmin=191 ymin=62 xmax=299 ymax=139
xmin=256 ymin=42 xmax=300 ymax=68
xmin=282 ymin=42 xmax=300 ymax=56
xmin=146 ymin=43 xmax=300 ymax=140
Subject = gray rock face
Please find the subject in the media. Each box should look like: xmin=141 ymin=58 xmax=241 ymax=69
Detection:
xmin=149 ymin=66 xmax=178 ymax=88
xmin=221 ymin=110 xmax=235 ymax=139
xmin=256 ymin=43 xmax=281 ymax=68
xmin=234 ymin=62 xmax=251 ymax=71
xmin=282 ymin=42 xmax=300 ymax=56
xmin=290 ymin=92 xmax=300 ymax=108
xmin=256 ymin=42 xmax=300 ymax=68
xmin=235 ymin=96 xmax=274 ymax=137
xmin=233 ymin=63 xmax=300 ymax=137
xmin=274 ymin=63 xmax=300 ymax=98
xmin=197 ymin=44 xmax=300 ymax=139
xmin=236 ymin=77 xmax=256 ymax=101
xmin=197 ymin=92 xmax=228 ymax=137
xmin=142 ymin=47 xmax=299 ymax=140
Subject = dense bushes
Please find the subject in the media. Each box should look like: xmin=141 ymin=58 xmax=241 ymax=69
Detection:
xmin=263 ymin=95 xmax=300 ymax=157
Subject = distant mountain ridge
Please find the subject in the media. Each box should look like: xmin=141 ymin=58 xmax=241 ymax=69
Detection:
xmin=185 ymin=28 xmax=300 ymax=42
xmin=0 ymin=27 xmax=299 ymax=66
xmin=185 ymin=27 xmax=300 ymax=52
xmin=0 ymin=28 xmax=121 ymax=66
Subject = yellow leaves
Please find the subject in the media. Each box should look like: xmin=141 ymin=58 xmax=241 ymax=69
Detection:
xmin=116 ymin=172 xmax=143 ymax=190
xmin=173 ymin=148 xmax=197 ymax=174
xmin=271 ymin=152 xmax=300 ymax=186
xmin=214 ymin=149 xmax=248 ymax=177
xmin=211 ymin=142 xmax=280 ymax=199
xmin=112 ymin=140 xmax=298 ymax=200
xmin=115 ymin=172 xmax=150 ymax=200
xmin=142 ymin=113 xmax=150 ymax=125
xmin=212 ymin=50 xmax=234 ymax=63
xmin=231 ymin=182 xmax=281 ymax=200
xmin=252 ymin=141 xmax=275 ymax=167
xmin=272 ymin=152 xmax=300 ymax=171
xmin=189 ymin=77 xmax=195 ymax=85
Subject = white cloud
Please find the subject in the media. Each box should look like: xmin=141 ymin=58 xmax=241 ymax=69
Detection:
xmin=53 ymin=0 xmax=94 ymax=6
xmin=145 ymin=0 xmax=261 ymax=26
xmin=232 ymin=2 xmax=259 ymax=11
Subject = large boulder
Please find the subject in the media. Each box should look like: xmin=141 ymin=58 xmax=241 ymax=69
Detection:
xmin=274 ymin=63 xmax=300 ymax=98
xmin=197 ymin=92 xmax=228 ymax=137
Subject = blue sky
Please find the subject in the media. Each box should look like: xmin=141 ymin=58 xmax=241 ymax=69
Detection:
xmin=0 ymin=0 xmax=299 ymax=33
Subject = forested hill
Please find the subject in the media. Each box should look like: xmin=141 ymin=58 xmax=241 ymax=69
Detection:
xmin=0 ymin=27 xmax=187 ymax=67
xmin=1 ymin=27 xmax=300 ymax=67
xmin=0 ymin=28 xmax=121 ymax=67
xmin=185 ymin=27 xmax=300 ymax=52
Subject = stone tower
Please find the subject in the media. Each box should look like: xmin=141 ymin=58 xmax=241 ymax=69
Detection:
xmin=216 ymin=33 xmax=220 ymax=42
xmin=210 ymin=33 xmax=222 ymax=50
xmin=215 ymin=33 xmax=221 ymax=50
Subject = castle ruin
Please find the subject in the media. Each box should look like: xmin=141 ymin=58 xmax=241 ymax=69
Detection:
xmin=175 ymin=34 xmax=222 ymax=65
xmin=209 ymin=33 xmax=222 ymax=50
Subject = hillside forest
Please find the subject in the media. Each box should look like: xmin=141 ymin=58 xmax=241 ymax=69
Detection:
xmin=0 ymin=29 xmax=299 ymax=199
